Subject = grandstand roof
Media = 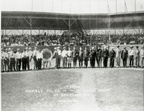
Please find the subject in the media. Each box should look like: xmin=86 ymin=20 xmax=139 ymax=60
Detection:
xmin=1 ymin=11 xmax=144 ymax=30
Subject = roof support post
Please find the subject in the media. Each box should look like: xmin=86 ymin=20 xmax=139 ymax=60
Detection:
xmin=68 ymin=18 xmax=71 ymax=44
xmin=108 ymin=16 xmax=111 ymax=43
xmin=30 ymin=18 xmax=32 ymax=37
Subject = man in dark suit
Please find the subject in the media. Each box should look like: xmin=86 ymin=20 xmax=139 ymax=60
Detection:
xmin=90 ymin=47 xmax=96 ymax=68
xmin=83 ymin=47 xmax=90 ymax=68
xmin=135 ymin=46 xmax=140 ymax=68
xmin=72 ymin=47 xmax=79 ymax=68
xmin=109 ymin=47 xmax=116 ymax=68
xmin=103 ymin=46 xmax=109 ymax=68
xmin=53 ymin=47 xmax=61 ymax=69
xmin=121 ymin=47 xmax=128 ymax=68
xmin=78 ymin=47 xmax=83 ymax=68
xmin=96 ymin=46 xmax=103 ymax=68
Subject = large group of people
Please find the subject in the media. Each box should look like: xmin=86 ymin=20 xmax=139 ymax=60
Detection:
xmin=1 ymin=33 xmax=144 ymax=47
xmin=2 ymin=45 xmax=144 ymax=72
xmin=1 ymin=47 xmax=43 ymax=72
xmin=52 ymin=45 xmax=144 ymax=69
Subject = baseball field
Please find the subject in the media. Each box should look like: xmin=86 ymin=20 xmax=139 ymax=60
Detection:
xmin=2 ymin=68 xmax=144 ymax=111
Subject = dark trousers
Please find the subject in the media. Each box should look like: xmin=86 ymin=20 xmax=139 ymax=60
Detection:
xmin=135 ymin=56 xmax=140 ymax=67
xmin=103 ymin=57 xmax=108 ymax=68
xmin=10 ymin=58 xmax=15 ymax=71
xmin=90 ymin=58 xmax=95 ymax=68
xmin=122 ymin=58 xmax=127 ymax=67
xmin=33 ymin=56 xmax=37 ymax=69
xmin=4 ymin=59 xmax=9 ymax=71
xmin=56 ymin=57 xmax=61 ymax=69
xmin=129 ymin=55 xmax=134 ymax=67
xmin=79 ymin=59 xmax=83 ymax=68
xmin=37 ymin=59 xmax=42 ymax=69
xmin=22 ymin=58 xmax=27 ymax=70
xmin=96 ymin=58 xmax=102 ymax=67
xmin=1 ymin=59 xmax=4 ymax=71
xmin=73 ymin=58 xmax=77 ymax=68
xmin=110 ymin=58 xmax=115 ymax=68
xmin=16 ymin=59 xmax=21 ymax=71
xmin=22 ymin=58 xmax=25 ymax=70
xmin=26 ymin=57 xmax=29 ymax=70
xmin=84 ymin=58 xmax=89 ymax=68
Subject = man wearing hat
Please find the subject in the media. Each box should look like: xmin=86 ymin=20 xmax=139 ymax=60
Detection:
xmin=1 ymin=48 xmax=5 ymax=72
xmin=109 ymin=47 xmax=116 ymax=68
xmin=57 ymin=47 xmax=62 ymax=69
xmin=15 ymin=48 xmax=22 ymax=71
xmin=33 ymin=47 xmax=38 ymax=70
xmin=9 ymin=48 xmax=16 ymax=71
xmin=140 ymin=45 xmax=144 ymax=68
xmin=36 ymin=49 xmax=43 ymax=69
xmin=78 ymin=47 xmax=83 ymax=68
xmin=90 ymin=47 xmax=96 ymax=68
xmin=28 ymin=47 xmax=33 ymax=70
xmin=22 ymin=47 xmax=28 ymax=70
xmin=135 ymin=46 xmax=140 ymax=68
xmin=121 ymin=47 xmax=128 ymax=68
xmin=72 ymin=47 xmax=79 ymax=68
xmin=4 ymin=48 xmax=9 ymax=71
xmin=96 ymin=46 xmax=103 ymax=68
xmin=67 ymin=47 xmax=72 ymax=68
xmin=83 ymin=47 xmax=90 ymax=68
xmin=61 ymin=47 xmax=68 ymax=68
xmin=25 ymin=47 xmax=29 ymax=70
xmin=7 ymin=48 xmax=11 ymax=71
xmin=52 ymin=47 xmax=57 ymax=68
xmin=53 ymin=47 xmax=61 ymax=69
xmin=115 ymin=45 xmax=121 ymax=68
xmin=128 ymin=46 xmax=135 ymax=67
xmin=103 ymin=46 xmax=109 ymax=68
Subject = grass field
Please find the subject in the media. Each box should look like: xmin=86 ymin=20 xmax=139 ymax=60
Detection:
xmin=2 ymin=68 xmax=144 ymax=111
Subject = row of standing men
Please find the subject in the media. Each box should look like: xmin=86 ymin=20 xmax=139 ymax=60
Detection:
xmin=1 ymin=47 xmax=43 ymax=72
xmin=1 ymin=45 xmax=144 ymax=72
xmin=53 ymin=45 xmax=144 ymax=69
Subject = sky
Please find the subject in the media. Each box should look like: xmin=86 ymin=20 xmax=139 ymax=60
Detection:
xmin=1 ymin=0 xmax=144 ymax=14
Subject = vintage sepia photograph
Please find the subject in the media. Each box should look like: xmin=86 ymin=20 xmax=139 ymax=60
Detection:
xmin=1 ymin=0 xmax=144 ymax=111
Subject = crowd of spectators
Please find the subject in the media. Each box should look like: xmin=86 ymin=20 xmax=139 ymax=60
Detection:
xmin=1 ymin=33 xmax=144 ymax=47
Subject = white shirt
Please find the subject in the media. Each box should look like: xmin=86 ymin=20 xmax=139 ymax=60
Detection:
xmin=140 ymin=49 xmax=144 ymax=57
xmin=61 ymin=50 xmax=67 ymax=57
xmin=24 ymin=51 xmax=29 ymax=57
xmin=1 ymin=52 xmax=5 ymax=59
xmin=28 ymin=51 xmax=33 ymax=58
xmin=67 ymin=50 xmax=72 ymax=57
xmin=129 ymin=49 xmax=135 ymax=56
xmin=36 ymin=52 xmax=43 ymax=59
xmin=9 ymin=51 xmax=15 ymax=58
xmin=15 ymin=52 xmax=22 ymax=59
xmin=33 ymin=50 xmax=38 ymax=56
xmin=135 ymin=49 xmax=140 ymax=57
xmin=57 ymin=49 xmax=61 ymax=55
xmin=22 ymin=51 xmax=28 ymax=58
xmin=115 ymin=48 xmax=121 ymax=58
xmin=5 ymin=52 xmax=9 ymax=58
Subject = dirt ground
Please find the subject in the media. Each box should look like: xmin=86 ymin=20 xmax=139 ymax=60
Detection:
xmin=2 ymin=68 xmax=144 ymax=111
